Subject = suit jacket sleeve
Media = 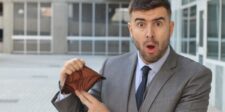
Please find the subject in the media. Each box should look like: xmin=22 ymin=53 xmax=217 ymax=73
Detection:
xmin=175 ymin=67 xmax=212 ymax=112
xmin=51 ymin=92 xmax=83 ymax=112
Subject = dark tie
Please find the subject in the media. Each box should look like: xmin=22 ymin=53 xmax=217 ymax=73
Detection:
xmin=136 ymin=66 xmax=151 ymax=110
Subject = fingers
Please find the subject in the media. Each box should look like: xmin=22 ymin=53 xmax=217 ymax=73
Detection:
xmin=62 ymin=58 xmax=85 ymax=74
xmin=59 ymin=58 xmax=86 ymax=87
xmin=76 ymin=59 xmax=85 ymax=70
xmin=75 ymin=90 xmax=92 ymax=108
xmin=77 ymin=91 xmax=98 ymax=103
xmin=80 ymin=91 xmax=99 ymax=103
xmin=75 ymin=91 xmax=110 ymax=112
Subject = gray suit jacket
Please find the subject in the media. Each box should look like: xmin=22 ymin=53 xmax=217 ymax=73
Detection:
xmin=52 ymin=47 xmax=212 ymax=112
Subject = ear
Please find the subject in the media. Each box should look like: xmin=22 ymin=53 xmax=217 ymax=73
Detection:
xmin=130 ymin=33 xmax=133 ymax=37
xmin=169 ymin=21 xmax=174 ymax=38
xmin=128 ymin=22 xmax=133 ymax=37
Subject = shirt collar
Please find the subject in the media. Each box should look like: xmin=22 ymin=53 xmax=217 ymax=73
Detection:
xmin=137 ymin=47 xmax=170 ymax=74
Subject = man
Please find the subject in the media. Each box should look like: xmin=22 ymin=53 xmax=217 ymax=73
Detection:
xmin=52 ymin=0 xmax=212 ymax=112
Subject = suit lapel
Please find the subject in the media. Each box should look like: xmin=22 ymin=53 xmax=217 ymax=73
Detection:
xmin=120 ymin=52 xmax=138 ymax=112
xmin=140 ymin=48 xmax=178 ymax=112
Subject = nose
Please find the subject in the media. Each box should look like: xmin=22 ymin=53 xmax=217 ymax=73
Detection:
xmin=145 ymin=25 xmax=154 ymax=39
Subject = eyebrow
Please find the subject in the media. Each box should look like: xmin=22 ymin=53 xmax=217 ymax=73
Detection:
xmin=134 ymin=17 xmax=166 ymax=22
xmin=153 ymin=17 xmax=166 ymax=22
xmin=134 ymin=18 xmax=145 ymax=22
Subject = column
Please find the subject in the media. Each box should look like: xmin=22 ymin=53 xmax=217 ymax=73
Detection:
xmin=52 ymin=1 xmax=68 ymax=54
xmin=3 ymin=1 xmax=13 ymax=53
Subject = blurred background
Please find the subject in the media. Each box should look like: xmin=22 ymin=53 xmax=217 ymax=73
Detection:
xmin=0 ymin=0 xmax=224 ymax=111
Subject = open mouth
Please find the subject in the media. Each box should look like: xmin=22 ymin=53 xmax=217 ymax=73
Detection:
xmin=146 ymin=44 xmax=156 ymax=53
xmin=147 ymin=45 xmax=155 ymax=50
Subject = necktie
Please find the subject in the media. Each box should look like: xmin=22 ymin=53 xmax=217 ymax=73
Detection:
xmin=136 ymin=66 xmax=151 ymax=110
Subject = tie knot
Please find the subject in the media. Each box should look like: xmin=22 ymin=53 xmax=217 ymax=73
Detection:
xmin=141 ymin=66 xmax=151 ymax=76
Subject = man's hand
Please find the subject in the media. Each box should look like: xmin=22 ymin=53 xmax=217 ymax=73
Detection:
xmin=59 ymin=58 xmax=85 ymax=88
xmin=75 ymin=90 xmax=110 ymax=112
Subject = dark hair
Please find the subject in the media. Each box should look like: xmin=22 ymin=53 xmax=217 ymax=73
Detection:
xmin=129 ymin=0 xmax=171 ymax=17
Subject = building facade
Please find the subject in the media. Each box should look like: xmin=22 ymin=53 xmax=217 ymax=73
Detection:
xmin=0 ymin=0 xmax=131 ymax=55
xmin=171 ymin=0 xmax=225 ymax=111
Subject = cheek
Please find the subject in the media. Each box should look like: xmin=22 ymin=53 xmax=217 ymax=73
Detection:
xmin=132 ymin=31 xmax=145 ymax=45
xmin=133 ymin=37 xmax=141 ymax=45
xmin=156 ymin=29 xmax=170 ymax=44
xmin=157 ymin=37 xmax=169 ymax=46
xmin=134 ymin=28 xmax=146 ymax=36
xmin=132 ymin=37 xmax=145 ymax=49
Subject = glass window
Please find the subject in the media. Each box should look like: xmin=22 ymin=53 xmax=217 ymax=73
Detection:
xmin=14 ymin=3 xmax=24 ymax=35
xmin=190 ymin=6 xmax=196 ymax=38
xmin=181 ymin=41 xmax=188 ymax=53
xmin=189 ymin=0 xmax=196 ymax=2
xmin=208 ymin=1 xmax=219 ymax=38
xmin=182 ymin=9 xmax=188 ymax=38
xmin=207 ymin=41 xmax=219 ymax=59
xmin=222 ymin=0 xmax=225 ymax=61
xmin=189 ymin=41 xmax=196 ymax=55
xmin=68 ymin=3 xmax=79 ymax=36
xmin=181 ymin=7 xmax=196 ymax=55
xmin=66 ymin=2 xmax=130 ymax=55
xmin=121 ymin=4 xmax=129 ymax=37
xmin=222 ymin=42 xmax=225 ymax=61
xmin=95 ymin=41 xmax=106 ymax=53
xmin=13 ymin=2 xmax=52 ymax=54
xmin=121 ymin=41 xmax=130 ymax=53
xmin=95 ymin=4 xmax=106 ymax=36
xmin=108 ymin=4 xmax=120 ymax=37
xmin=182 ymin=0 xmax=196 ymax=5
xmin=13 ymin=40 xmax=24 ymax=51
xmin=27 ymin=40 xmax=37 ymax=52
xmin=108 ymin=41 xmax=119 ymax=55
xmin=40 ymin=40 xmax=51 ymax=52
xmin=81 ymin=41 xmax=92 ymax=53
xmin=40 ymin=3 xmax=51 ymax=36
xmin=27 ymin=3 xmax=38 ymax=35
xmin=68 ymin=40 xmax=79 ymax=52
xmin=82 ymin=3 xmax=92 ymax=36
xmin=189 ymin=6 xmax=196 ymax=55
xmin=182 ymin=0 xmax=189 ymax=5
xmin=0 ymin=3 xmax=3 ymax=16
xmin=207 ymin=0 xmax=220 ymax=59
xmin=223 ymin=0 xmax=225 ymax=38
xmin=14 ymin=2 xmax=52 ymax=36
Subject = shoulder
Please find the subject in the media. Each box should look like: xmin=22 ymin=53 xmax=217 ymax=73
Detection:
xmin=102 ymin=52 xmax=137 ymax=70
xmin=176 ymin=54 xmax=212 ymax=78
xmin=105 ymin=52 xmax=136 ymax=64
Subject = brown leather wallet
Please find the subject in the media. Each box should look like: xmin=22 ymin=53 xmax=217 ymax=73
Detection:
xmin=61 ymin=66 xmax=105 ymax=94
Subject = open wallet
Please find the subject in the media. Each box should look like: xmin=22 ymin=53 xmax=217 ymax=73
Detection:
xmin=61 ymin=66 xmax=105 ymax=94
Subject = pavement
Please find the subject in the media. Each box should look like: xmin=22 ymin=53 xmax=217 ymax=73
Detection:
xmin=0 ymin=54 xmax=107 ymax=112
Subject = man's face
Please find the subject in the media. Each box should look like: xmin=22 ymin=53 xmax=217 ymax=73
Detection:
xmin=128 ymin=7 xmax=174 ymax=64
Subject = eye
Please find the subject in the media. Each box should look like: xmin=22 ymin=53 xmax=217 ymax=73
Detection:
xmin=154 ymin=21 xmax=163 ymax=27
xmin=136 ymin=22 xmax=145 ymax=28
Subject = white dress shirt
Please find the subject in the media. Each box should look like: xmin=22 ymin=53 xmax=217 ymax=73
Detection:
xmin=135 ymin=47 xmax=170 ymax=91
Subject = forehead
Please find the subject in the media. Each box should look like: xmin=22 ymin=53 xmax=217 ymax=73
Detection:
xmin=130 ymin=7 xmax=169 ymax=21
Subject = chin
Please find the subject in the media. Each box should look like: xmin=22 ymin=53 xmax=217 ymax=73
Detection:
xmin=143 ymin=55 xmax=160 ymax=63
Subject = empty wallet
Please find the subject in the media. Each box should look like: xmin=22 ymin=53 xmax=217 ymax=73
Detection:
xmin=61 ymin=66 xmax=105 ymax=94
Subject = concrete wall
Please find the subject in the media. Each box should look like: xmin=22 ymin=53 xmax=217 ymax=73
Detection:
xmin=3 ymin=1 xmax=13 ymax=53
xmin=52 ymin=1 xmax=67 ymax=54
